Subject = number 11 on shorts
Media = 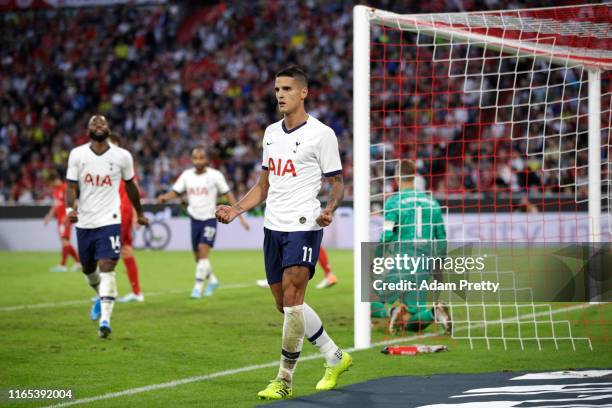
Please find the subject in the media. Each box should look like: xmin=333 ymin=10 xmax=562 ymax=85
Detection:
xmin=302 ymin=246 xmax=312 ymax=262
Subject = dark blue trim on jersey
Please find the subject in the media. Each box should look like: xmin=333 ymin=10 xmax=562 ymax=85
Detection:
xmin=282 ymin=119 xmax=308 ymax=134
xmin=66 ymin=179 xmax=78 ymax=183
xmin=262 ymin=165 xmax=269 ymax=170
xmin=89 ymin=144 xmax=111 ymax=156
xmin=323 ymin=169 xmax=343 ymax=177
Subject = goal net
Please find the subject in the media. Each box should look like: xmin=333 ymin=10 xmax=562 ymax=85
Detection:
xmin=353 ymin=3 xmax=611 ymax=350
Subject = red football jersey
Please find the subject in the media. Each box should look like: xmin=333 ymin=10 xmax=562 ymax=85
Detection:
xmin=51 ymin=182 xmax=67 ymax=220
xmin=119 ymin=180 xmax=133 ymax=220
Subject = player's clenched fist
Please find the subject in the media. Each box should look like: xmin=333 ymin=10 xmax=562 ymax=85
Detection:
xmin=215 ymin=205 xmax=238 ymax=224
xmin=66 ymin=207 xmax=79 ymax=223
xmin=316 ymin=208 xmax=333 ymax=227
xmin=136 ymin=212 xmax=149 ymax=226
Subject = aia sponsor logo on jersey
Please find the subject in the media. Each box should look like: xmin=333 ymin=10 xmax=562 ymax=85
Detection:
xmin=188 ymin=186 xmax=209 ymax=196
xmin=84 ymin=173 xmax=112 ymax=187
xmin=268 ymin=158 xmax=297 ymax=177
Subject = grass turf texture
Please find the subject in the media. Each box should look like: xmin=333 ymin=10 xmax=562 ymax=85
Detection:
xmin=0 ymin=250 xmax=610 ymax=407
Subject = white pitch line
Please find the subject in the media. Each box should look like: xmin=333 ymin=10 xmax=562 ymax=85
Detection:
xmin=0 ymin=283 xmax=255 ymax=312
xmin=40 ymin=302 xmax=598 ymax=408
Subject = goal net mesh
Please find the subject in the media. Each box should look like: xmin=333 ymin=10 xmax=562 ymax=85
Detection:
xmin=366 ymin=3 xmax=611 ymax=350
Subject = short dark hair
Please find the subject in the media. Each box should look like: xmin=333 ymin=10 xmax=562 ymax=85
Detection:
xmin=49 ymin=168 xmax=61 ymax=181
xmin=398 ymin=160 xmax=416 ymax=181
xmin=192 ymin=145 xmax=207 ymax=155
xmin=276 ymin=65 xmax=308 ymax=87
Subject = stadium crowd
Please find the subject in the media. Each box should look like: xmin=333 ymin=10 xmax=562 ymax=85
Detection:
xmin=0 ymin=0 xmax=607 ymax=205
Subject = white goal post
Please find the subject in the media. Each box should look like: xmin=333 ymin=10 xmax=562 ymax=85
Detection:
xmin=353 ymin=4 xmax=611 ymax=349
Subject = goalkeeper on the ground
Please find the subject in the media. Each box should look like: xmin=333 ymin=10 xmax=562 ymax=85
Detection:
xmin=371 ymin=159 xmax=452 ymax=335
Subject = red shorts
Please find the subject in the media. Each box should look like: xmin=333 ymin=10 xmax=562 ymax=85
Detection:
xmin=121 ymin=217 xmax=133 ymax=247
xmin=58 ymin=217 xmax=71 ymax=240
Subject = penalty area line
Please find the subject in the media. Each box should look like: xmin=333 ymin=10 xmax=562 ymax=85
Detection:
xmin=41 ymin=303 xmax=597 ymax=408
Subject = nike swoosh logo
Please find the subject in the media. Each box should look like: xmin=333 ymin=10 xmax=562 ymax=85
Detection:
xmin=266 ymin=142 xmax=273 ymax=145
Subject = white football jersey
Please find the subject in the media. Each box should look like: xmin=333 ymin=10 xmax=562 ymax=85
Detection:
xmin=172 ymin=167 xmax=230 ymax=221
xmin=262 ymin=115 xmax=342 ymax=232
xmin=66 ymin=143 xmax=135 ymax=229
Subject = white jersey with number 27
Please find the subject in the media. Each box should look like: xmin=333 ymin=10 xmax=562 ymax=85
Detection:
xmin=172 ymin=167 xmax=230 ymax=221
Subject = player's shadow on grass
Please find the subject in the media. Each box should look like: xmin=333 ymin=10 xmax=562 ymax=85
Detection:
xmin=263 ymin=387 xmax=386 ymax=407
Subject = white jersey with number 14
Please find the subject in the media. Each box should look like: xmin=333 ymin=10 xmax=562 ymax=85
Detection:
xmin=66 ymin=143 xmax=135 ymax=229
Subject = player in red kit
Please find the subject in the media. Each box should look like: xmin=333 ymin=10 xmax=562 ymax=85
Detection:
xmin=109 ymin=132 xmax=143 ymax=303
xmin=44 ymin=171 xmax=81 ymax=272
xmin=315 ymin=246 xmax=337 ymax=288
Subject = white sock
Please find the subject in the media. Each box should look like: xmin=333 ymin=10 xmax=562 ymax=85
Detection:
xmin=99 ymin=272 xmax=117 ymax=324
xmin=304 ymin=303 xmax=342 ymax=366
xmin=85 ymin=270 xmax=100 ymax=294
xmin=195 ymin=260 xmax=206 ymax=291
xmin=277 ymin=305 xmax=305 ymax=386
xmin=200 ymin=259 xmax=218 ymax=284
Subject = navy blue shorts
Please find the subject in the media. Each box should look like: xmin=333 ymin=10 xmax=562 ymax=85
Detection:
xmin=76 ymin=224 xmax=121 ymax=265
xmin=263 ymin=228 xmax=324 ymax=285
xmin=191 ymin=218 xmax=217 ymax=252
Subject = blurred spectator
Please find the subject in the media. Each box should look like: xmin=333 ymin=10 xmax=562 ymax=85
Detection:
xmin=0 ymin=0 xmax=607 ymax=205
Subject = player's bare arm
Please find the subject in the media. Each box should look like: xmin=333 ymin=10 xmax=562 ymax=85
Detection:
xmin=44 ymin=205 xmax=54 ymax=225
xmin=157 ymin=190 xmax=179 ymax=204
xmin=221 ymin=191 xmax=251 ymax=230
xmin=316 ymin=174 xmax=344 ymax=227
xmin=124 ymin=179 xmax=149 ymax=226
xmin=65 ymin=180 xmax=79 ymax=223
xmin=216 ymin=170 xmax=269 ymax=224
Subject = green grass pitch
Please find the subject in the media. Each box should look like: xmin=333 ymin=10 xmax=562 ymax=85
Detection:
xmin=0 ymin=249 xmax=610 ymax=407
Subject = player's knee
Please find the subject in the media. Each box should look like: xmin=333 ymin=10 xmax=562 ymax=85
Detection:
xmin=82 ymin=262 xmax=97 ymax=275
xmin=282 ymin=285 xmax=301 ymax=307
xmin=98 ymin=259 xmax=118 ymax=272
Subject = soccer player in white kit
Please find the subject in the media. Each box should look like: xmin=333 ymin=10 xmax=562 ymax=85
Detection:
xmin=65 ymin=115 xmax=148 ymax=338
xmin=216 ymin=66 xmax=352 ymax=400
xmin=158 ymin=147 xmax=250 ymax=298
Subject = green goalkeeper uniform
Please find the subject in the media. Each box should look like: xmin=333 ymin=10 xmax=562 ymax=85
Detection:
xmin=381 ymin=189 xmax=446 ymax=243
xmin=371 ymin=188 xmax=447 ymax=331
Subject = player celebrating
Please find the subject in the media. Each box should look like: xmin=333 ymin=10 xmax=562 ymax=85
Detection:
xmin=370 ymin=160 xmax=452 ymax=335
xmin=158 ymin=147 xmax=250 ymax=298
xmin=66 ymin=115 xmax=148 ymax=338
xmin=109 ymin=132 xmax=144 ymax=303
xmin=216 ymin=66 xmax=352 ymax=400
xmin=44 ymin=170 xmax=81 ymax=272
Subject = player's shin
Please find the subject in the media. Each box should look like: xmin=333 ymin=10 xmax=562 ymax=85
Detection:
xmin=61 ymin=245 xmax=69 ymax=266
xmin=303 ymin=303 xmax=343 ymax=365
xmin=85 ymin=269 xmax=101 ymax=294
xmin=194 ymin=260 xmax=206 ymax=292
xmin=123 ymin=256 xmax=141 ymax=295
xmin=277 ymin=305 xmax=305 ymax=386
xmin=200 ymin=258 xmax=218 ymax=284
xmin=99 ymin=272 xmax=118 ymax=323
